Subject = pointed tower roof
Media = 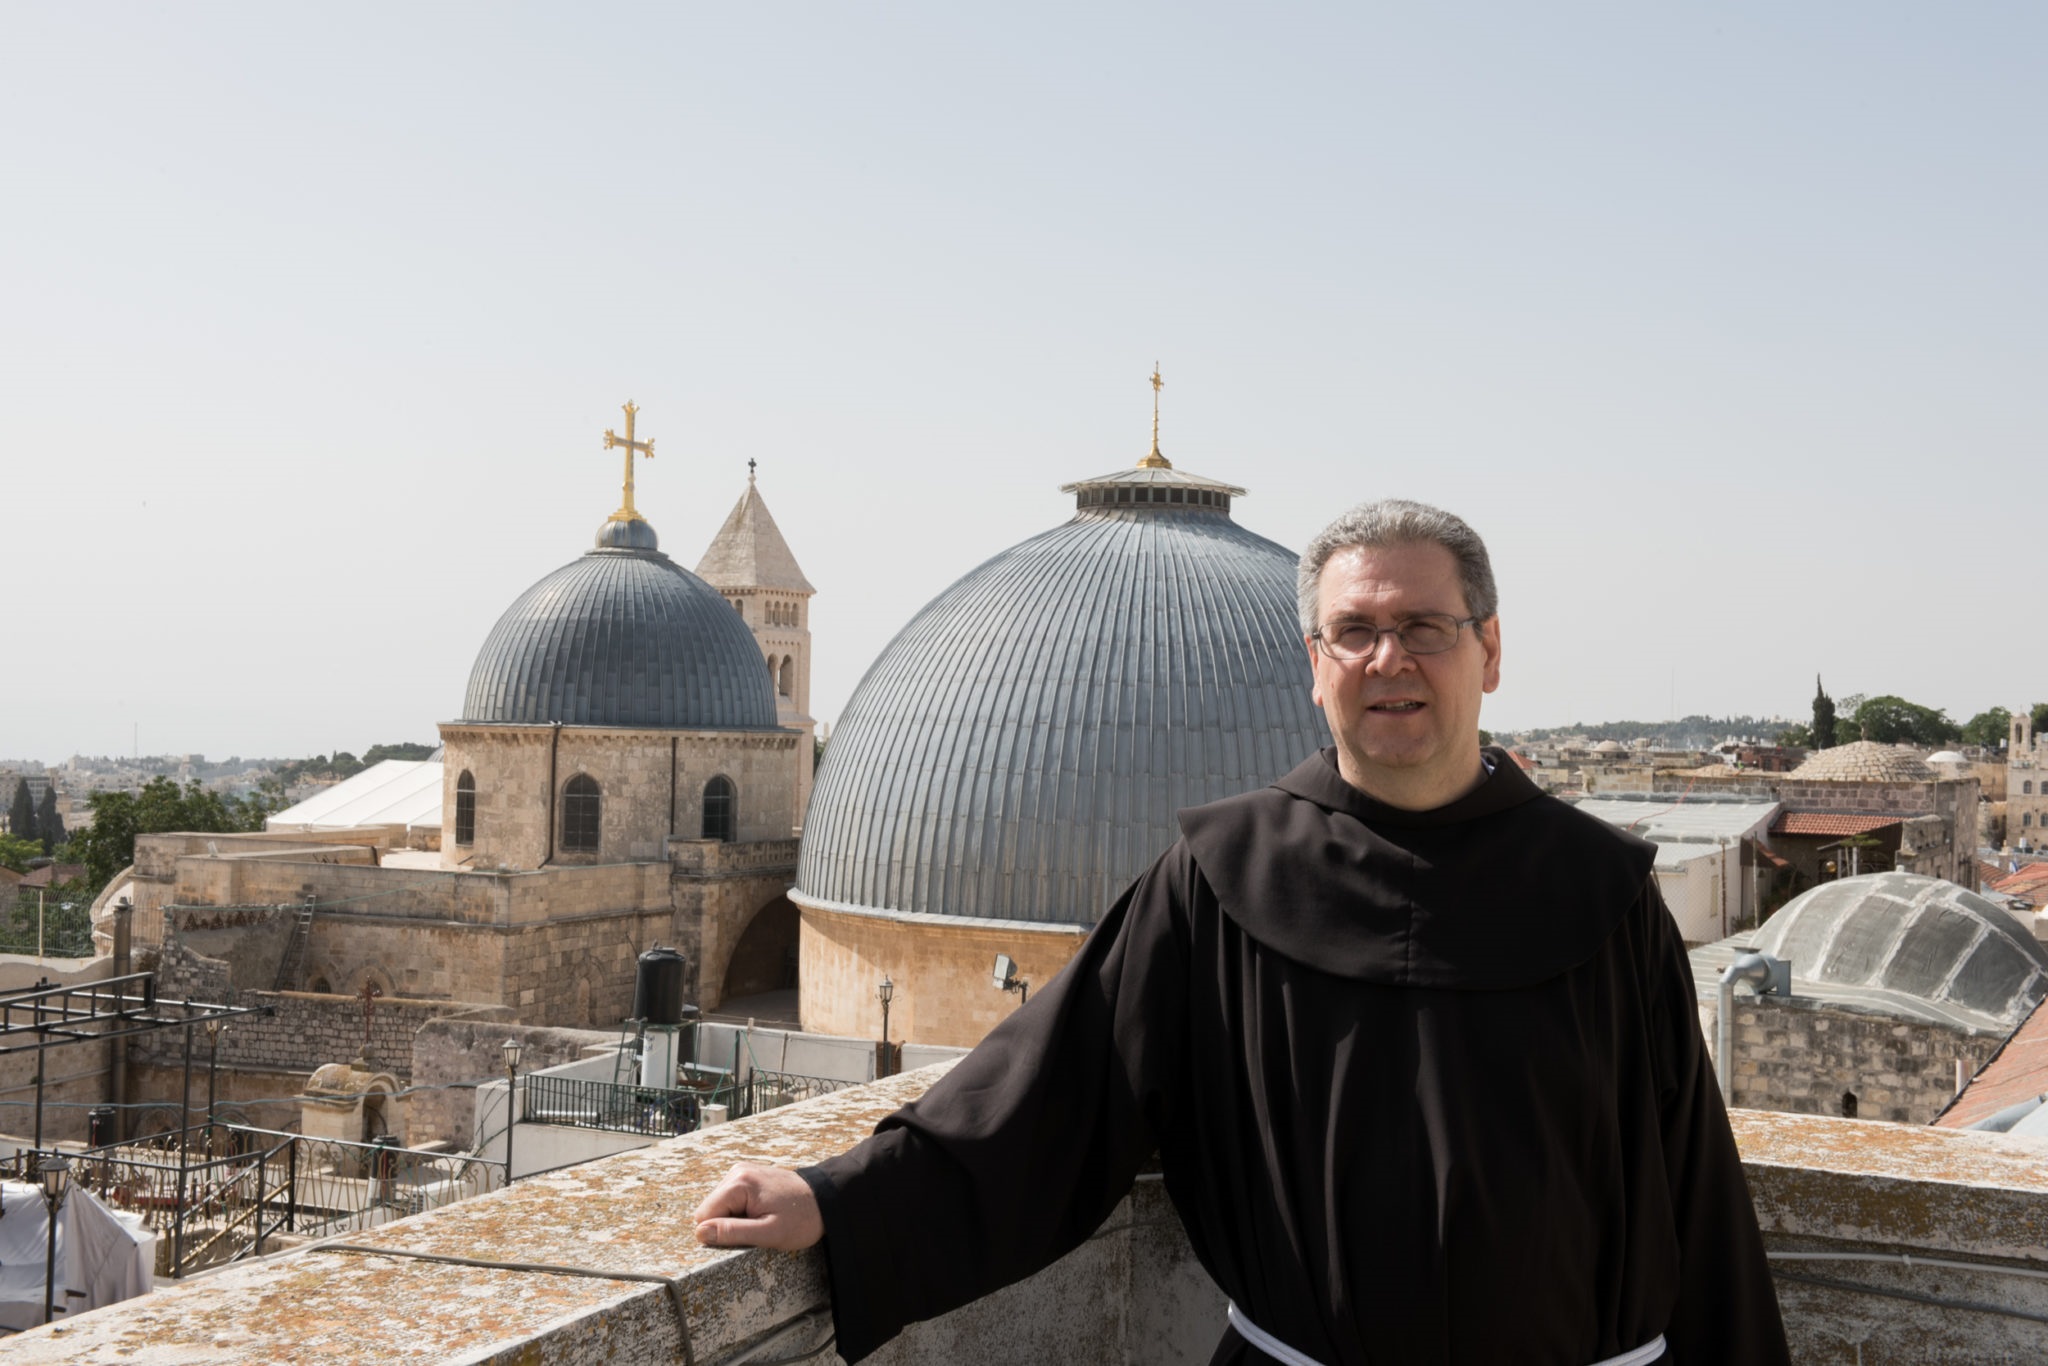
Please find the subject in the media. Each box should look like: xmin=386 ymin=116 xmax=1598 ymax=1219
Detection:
xmin=696 ymin=471 xmax=816 ymax=594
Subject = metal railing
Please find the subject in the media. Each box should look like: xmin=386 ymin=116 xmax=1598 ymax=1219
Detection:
xmin=523 ymin=1067 xmax=745 ymax=1137
xmin=745 ymin=1069 xmax=855 ymax=1115
xmin=9 ymin=1125 xmax=502 ymax=1279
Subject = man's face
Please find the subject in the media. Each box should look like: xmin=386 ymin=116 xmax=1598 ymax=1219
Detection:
xmin=1307 ymin=540 xmax=1502 ymax=808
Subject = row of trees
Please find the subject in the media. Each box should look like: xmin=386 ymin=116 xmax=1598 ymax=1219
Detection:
xmin=5 ymin=780 xmax=66 ymax=855
xmin=1780 ymin=680 xmax=2045 ymax=750
xmin=269 ymin=741 xmax=435 ymax=787
xmin=66 ymin=777 xmax=281 ymax=892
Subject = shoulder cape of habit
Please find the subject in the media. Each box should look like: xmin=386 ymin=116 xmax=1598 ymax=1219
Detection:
xmin=1176 ymin=746 xmax=1655 ymax=989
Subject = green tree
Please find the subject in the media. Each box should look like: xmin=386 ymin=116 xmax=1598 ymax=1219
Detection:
xmin=1777 ymin=723 xmax=1812 ymax=747
xmin=1962 ymin=707 xmax=2012 ymax=749
xmin=1811 ymin=677 xmax=1837 ymax=750
xmin=33 ymin=786 xmax=63 ymax=854
xmin=0 ymin=831 xmax=41 ymax=874
xmin=362 ymin=742 xmax=436 ymax=765
xmin=1843 ymin=695 xmax=1961 ymax=746
xmin=67 ymin=777 xmax=273 ymax=894
xmin=2034 ymin=702 xmax=2048 ymax=737
xmin=7 ymin=780 xmax=33 ymax=842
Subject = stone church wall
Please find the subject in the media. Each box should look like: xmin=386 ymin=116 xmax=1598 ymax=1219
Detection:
xmin=1697 ymin=994 xmax=1998 ymax=1125
xmin=667 ymin=847 xmax=800 ymax=1011
xmin=795 ymin=899 xmax=1090 ymax=1048
xmin=440 ymin=724 xmax=801 ymax=871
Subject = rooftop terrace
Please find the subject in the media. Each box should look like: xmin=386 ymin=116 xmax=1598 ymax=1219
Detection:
xmin=15 ymin=1065 xmax=2048 ymax=1364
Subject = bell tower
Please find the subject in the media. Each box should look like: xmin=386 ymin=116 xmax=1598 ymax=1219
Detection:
xmin=697 ymin=463 xmax=818 ymax=830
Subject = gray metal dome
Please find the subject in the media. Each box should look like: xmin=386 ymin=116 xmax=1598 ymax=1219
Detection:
xmin=796 ymin=476 xmax=1331 ymax=926
xmin=1752 ymin=872 xmax=2048 ymax=1031
xmin=461 ymin=522 xmax=780 ymax=730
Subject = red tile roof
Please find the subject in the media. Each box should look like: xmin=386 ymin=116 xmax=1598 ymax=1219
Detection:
xmin=1938 ymin=993 xmax=2048 ymax=1129
xmin=17 ymin=863 xmax=84 ymax=890
xmin=1992 ymin=864 xmax=2048 ymax=897
xmin=1770 ymin=813 xmax=1902 ymax=838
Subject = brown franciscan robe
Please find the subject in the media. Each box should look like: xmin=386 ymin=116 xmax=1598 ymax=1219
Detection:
xmin=801 ymin=748 xmax=1791 ymax=1365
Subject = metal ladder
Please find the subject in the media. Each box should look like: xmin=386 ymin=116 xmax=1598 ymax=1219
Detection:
xmin=273 ymin=896 xmax=316 ymax=991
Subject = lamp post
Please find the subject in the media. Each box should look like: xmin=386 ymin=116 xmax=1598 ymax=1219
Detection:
xmin=876 ymin=976 xmax=894 ymax=1079
xmin=500 ymin=1038 xmax=523 ymax=1187
xmin=204 ymin=1018 xmax=224 ymax=1157
xmin=39 ymin=1153 xmax=70 ymax=1326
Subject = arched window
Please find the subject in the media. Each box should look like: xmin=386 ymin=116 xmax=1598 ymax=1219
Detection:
xmin=2026 ymin=813 xmax=2035 ymax=829
xmin=766 ymin=653 xmax=779 ymax=683
xmin=1841 ymin=1091 xmax=1858 ymax=1119
xmin=454 ymin=770 xmax=476 ymax=846
xmin=2027 ymin=781 xmax=2035 ymax=795
xmin=562 ymin=774 xmax=601 ymax=851
xmin=702 ymin=775 xmax=737 ymax=842
xmin=779 ymin=656 xmax=795 ymax=697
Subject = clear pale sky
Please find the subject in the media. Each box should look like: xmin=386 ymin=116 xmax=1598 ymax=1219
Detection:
xmin=4 ymin=5 xmax=2041 ymax=764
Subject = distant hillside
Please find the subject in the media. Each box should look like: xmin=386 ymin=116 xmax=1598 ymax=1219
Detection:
xmin=1506 ymin=715 xmax=1794 ymax=751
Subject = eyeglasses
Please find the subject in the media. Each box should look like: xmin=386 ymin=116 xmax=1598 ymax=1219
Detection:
xmin=1311 ymin=613 xmax=1478 ymax=661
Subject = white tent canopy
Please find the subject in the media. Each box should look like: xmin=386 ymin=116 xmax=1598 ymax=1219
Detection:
xmin=0 ymin=1181 xmax=154 ymax=1331
xmin=266 ymin=759 xmax=444 ymax=833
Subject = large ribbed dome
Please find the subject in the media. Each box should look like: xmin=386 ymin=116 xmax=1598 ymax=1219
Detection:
xmin=796 ymin=466 xmax=1330 ymax=926
xmin=461 ymin=521 xmax=779 ymax=730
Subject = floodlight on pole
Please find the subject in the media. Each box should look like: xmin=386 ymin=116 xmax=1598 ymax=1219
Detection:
xmin=993 ymin=953 xmax=1029 ymax=1005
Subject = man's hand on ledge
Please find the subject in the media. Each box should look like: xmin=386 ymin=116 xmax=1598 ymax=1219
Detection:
xmin=694 ymin=1163 xmax=824 ymax=1251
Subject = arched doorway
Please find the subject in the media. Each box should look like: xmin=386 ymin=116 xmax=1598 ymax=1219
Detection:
xmin=722 ymin=895 xmax=799 ymax=1002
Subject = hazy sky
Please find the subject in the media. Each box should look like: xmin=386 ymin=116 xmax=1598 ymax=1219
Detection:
xmin=4 ymin=5 xmax=2042 ymax=764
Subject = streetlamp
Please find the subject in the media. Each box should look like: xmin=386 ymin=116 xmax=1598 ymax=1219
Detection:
xmin=500 ymin=1038 xmax=523 ymax=1187
xmin=876 ymin=976 xmax=894 ymax=1079
xmin=38 ymin=1153 xmax=70 ymax=1326
xmin=204 ymin=1018 xmax=225 ymax=1156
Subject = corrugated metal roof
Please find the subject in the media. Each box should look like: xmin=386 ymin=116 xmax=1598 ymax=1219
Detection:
xmin=1059 ymin=466 xmax=1247 ymax=496
xmin=460 ymin=534 xmax=780 ymax=731
xmin=267 ymin=760 xmax=445 ymax=831
xmin=1571 ymin=796 xmax=1780 ymax=842
xmin=796 ymin=502 xmax=1330 ymax=926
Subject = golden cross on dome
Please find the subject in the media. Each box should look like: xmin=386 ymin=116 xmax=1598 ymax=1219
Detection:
xmin=1138 ymin=363 xmax=1172 ymax=469
xmin=603 ymin=401 xmax=656 ymax=522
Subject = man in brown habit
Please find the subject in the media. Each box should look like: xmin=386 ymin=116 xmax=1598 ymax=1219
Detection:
xmin=696 ymin=499 xmax=1790 ymax=1365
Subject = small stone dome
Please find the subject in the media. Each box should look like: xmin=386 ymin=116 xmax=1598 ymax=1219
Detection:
xmin=1789 ymin=740 xmax=1935 ymax=783
xmin=1753 ymin=872 xmax=2048 ymax=1029
xmin=1594 ymin=739 xmax=1625 ymax=754
xmin=1926 ymin=750 xmax=1967 ymax=766
xmin=461 ymin=519 xmax=779 ymax=730
xmin=797 ymin=463 xmax=1330 ymax=926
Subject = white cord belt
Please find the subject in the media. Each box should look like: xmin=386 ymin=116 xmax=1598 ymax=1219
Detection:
xmin=1226 ymin=1302 xmax=1666 ymax=1366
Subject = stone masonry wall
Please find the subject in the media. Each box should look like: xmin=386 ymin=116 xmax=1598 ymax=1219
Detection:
xmin=1698 ymin=994 xmax=2001 ymax=1124
xmin=797 ymin=900 xmax=1090 ymax=1047
xmin=407 ymin=1018 xmax=613 ymax=1148
xmin=439 ymin=724 xmax=801 ymax=872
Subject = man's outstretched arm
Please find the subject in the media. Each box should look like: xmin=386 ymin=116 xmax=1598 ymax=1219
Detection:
xmin=694 ymin=1163 xmax=822 ymax=1251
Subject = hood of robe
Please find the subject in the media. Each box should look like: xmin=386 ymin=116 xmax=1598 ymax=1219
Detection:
xmin=1176 ymin=746 xmax=1655 ymax=989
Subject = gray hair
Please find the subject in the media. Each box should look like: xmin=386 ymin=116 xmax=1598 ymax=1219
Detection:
xmin=1296 ymin=499 xmax=1498 ymax=634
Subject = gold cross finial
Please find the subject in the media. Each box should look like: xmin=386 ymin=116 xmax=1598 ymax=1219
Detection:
xmin=1138 ymin=363 xmax=1172 ymax=469
xmin=603 ymin=401 xmax=657 ymax=522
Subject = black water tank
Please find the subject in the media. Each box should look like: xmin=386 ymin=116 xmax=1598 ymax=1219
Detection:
xmin=633 ymin=946 xmax=688 ymax=1025
xmin=88 ymin=1105 xmax=118 ymax=1148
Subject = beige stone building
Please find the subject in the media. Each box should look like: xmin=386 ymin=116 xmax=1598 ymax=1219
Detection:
xmin=2007 ymin=706 xmax=2048 ymax=852
xmin=103 ymin=422 xmax=818 ymax=1107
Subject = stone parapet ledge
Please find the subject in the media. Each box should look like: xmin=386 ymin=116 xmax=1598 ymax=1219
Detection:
xmin=1734 ymin=1108 xmax=2048 ymax=1363
xmin=8 ymin=1066 xmax=955 ymax=1364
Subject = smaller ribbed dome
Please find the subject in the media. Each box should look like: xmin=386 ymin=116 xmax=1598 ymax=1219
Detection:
xmin=461 ymin=518 xmax=779 ymax=730
xmin=1753 ymin=872 xmax=2048 ymax=1029
xmin=1790 ymin=741 xmax=1935 ymax=783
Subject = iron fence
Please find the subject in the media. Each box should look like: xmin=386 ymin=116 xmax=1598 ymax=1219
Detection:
xmin=8 ymin=1124 xmax=502 ymax=1279
xmin=745 ymin=1069 xmax=855 ymax=1115
xmin=523 ymin=1067 xmax=744 ymax=1137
